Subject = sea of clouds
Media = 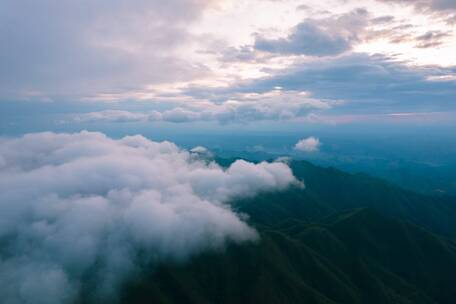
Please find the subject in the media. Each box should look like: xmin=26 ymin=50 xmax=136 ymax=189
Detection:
xmin=0 ymin=131 xmax=299 ymax=303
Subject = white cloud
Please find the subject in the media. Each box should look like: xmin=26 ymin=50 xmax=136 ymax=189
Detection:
xmin=190 ymin=146 xmax=211 ymax=153
xmin=72 ymin=89 xmax=331 ymax=124
xmin=0 ymin=131 xmax=299 ymax=303
xmin=190 ymin=146 xmax=214 ymax=158
xmin=294 ymin=136 xmax=321 ymax=152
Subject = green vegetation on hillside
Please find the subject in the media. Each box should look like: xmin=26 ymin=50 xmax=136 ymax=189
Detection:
xmin=120 ymin=160 xmax=456 ymax=304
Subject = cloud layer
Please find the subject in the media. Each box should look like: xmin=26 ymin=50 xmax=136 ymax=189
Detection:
xmin=0 ymin=0 xmax=215 ymax=100
xmin=238 ymin=54 xmax=456 ymax=114
xmin=73 ymin=89 xmax=331 ymax=124
xmin=0 ymin=131 xmax=298 ymax=303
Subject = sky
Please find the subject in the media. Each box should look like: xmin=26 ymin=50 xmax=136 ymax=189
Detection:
xmin=1 ymin=0 xmax=456 ymax=134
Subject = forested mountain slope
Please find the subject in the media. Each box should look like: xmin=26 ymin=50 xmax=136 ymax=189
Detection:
xmin=119 ymin=160 xmax=456 ymax=304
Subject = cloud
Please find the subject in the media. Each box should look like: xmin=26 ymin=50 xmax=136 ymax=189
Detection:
xmin=0 ymin=131 xmax=299 ymax=303
xmin=371 ymin=25 xmax=453 ymax=48
xmin=254 ymin=9 xmax=369 ymax=56
xmin=414 ymin=30 xmax=451 ymax=48
xmin=72 ymin=89 xmax=331 ymax=124
xmin=190 ymin=146 xmax=214 ymax=158
xmin=74 ymin=110 xmax=152 ymax=123
xmin=377 ymin=0 xmax=456 ymax=12
xmin=237 ymin=54 xmax=456 ymax=114
xmin=0 ymin=0 xmax=216 ymax=100
xmin=67 ymin=53 xmax=456 ymax=126
xmin=371 ymin=15 xmax=396 ymax=24
xmin=294 ymin=137 xmax=321 ymax=152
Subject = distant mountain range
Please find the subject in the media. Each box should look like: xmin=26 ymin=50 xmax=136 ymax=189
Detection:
xmin=119 ymin=160 xmax=456 ymax=304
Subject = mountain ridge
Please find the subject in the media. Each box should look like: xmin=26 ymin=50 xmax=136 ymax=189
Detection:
xmin=115 ymin=159 xmax=456 ymax=304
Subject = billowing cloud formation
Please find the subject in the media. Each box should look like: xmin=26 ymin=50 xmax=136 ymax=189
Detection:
xmin=294 ymin=137 xmax=321 ymax=152
xmin=254 ymin=9 xmax=369 ymax=56
xmin=0 ymin=131 xmax=299 ymax=303
xmin=73 ymin=90 xmax=331 ymax=124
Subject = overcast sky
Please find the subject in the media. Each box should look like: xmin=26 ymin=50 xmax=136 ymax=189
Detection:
xmin=1 ymin=0 xmax=456 ymax=131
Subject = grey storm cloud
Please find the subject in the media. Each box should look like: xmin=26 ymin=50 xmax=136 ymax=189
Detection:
xmin=0 ymin=0 xmax=214 ymax=100
xmin=0 ymin=131 xmax=299 ymax=303
xmin=254 ymin=9 xmax=370 ymax=57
